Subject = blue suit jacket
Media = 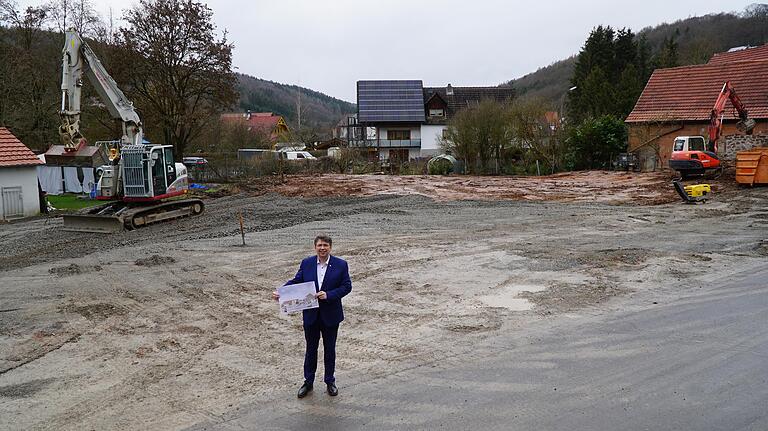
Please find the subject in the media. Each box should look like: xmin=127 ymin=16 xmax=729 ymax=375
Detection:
xmin=286 ymin=255 xmax=352 ymax=326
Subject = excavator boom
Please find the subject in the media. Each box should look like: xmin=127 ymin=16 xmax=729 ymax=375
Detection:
xmin=55 ymin=30 xmax=204 ymax=233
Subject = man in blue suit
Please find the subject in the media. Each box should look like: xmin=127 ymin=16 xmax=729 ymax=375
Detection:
xmin=274 ymin=234 xmax=352 ymax=398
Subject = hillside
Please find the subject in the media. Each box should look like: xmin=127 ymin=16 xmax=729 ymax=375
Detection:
xmin=508 ymin=5 xmax=768 ymax=106
xmin=0 ymin=24 xmax=354 ymax=151
xmin=236 ymin=73 xmax=356 ymax=133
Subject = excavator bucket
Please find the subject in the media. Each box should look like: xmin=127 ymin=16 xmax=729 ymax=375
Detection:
xmin=737 ymin=118 xmax=757 ymax=135
xmin=62 ymin=214 xmax=125 ymax=233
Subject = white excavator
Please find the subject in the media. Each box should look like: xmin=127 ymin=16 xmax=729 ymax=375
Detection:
xmin=57 ymin=30 xmax=204 ymax=233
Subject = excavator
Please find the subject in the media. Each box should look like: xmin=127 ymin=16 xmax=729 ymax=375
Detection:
xmin=57 ymin=30 xmax=204 ymax=233
xmin=669 ymin=81 xmax=756 ymax=178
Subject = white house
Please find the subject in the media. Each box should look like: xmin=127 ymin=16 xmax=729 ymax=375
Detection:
xmin=0 ymin=127 xmax=44 ymax=220
xmin=352 ymin=81 xmax=515 ymax=161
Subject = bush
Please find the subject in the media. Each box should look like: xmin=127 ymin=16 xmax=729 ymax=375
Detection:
xmin=428 ymin=158 xmax=453 ymax=175
xmin=566 ymin=115 xmax=628 ymax=170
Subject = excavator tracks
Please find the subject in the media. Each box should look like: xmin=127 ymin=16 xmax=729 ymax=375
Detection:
xmin=62 ymin=199 xmax=205 ymax=233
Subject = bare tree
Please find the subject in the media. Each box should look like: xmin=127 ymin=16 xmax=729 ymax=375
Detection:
xmin=0 ymin=1 xmax=50 ymax=47
xmin=441 ymin=99 xmax=513 ymax=175
xmin=0 ymin=1 xmax=59 ymax=149
xmin=115 ymin=0 xmax=238 ymax=158
xmin=47 ymin=0 xmax=102 ymax=37
xmin=507 ymin=98 xmax=569 ymax=174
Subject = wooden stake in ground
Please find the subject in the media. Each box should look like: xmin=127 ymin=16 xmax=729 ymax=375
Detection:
xmin=239 ymin=211 xmax=246 ymax=245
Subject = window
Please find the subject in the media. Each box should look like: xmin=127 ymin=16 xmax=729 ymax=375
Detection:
xmin=689 ymin=137 xmax=705 ymax=152
xmin=388 ymin=130 xmax=411 ymax=140
xmin=673 ymin=139 xmax=685 ymax=152
xmin=429 ymin=109 xmax=444 ymax=117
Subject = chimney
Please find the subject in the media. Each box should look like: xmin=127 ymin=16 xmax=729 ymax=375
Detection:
xmin=446 ymin=84 xmax=454 ymax=96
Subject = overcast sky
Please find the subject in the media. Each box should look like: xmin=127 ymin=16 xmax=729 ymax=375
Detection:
xmin=19 ymin=0 xmax=757 ymax=102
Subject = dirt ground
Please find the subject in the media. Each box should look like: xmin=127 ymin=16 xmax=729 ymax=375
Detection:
xmin=240 ymin=170 xmax=681 ymax=205
xmin=1 ymin=171 xmax=767 ymax=430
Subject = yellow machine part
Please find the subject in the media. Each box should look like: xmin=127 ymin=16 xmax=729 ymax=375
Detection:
xmin=736 ymin=149 xmax=768 ymax=186
xmin=684 ymin=184 xmax=710 ymax=198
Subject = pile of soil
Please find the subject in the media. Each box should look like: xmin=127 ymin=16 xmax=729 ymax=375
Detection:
xmin=135 ymin=255 xmax=176 ymax=267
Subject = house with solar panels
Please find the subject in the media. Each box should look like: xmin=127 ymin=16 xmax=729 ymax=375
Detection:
xmin=353 ymin=80 xmax=514 ymax=162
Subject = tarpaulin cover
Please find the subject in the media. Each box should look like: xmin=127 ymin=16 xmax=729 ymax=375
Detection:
xmin=37 ymin=166 xmax=63 ymax=195
xmin=63 ymin=167 xmax=83 ymax=193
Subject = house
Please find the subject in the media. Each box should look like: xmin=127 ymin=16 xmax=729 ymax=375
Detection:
xmin=332 ymin=113 xmax=359 ymax=141
xmin=220 ymin=111 xmax=290 ymax=147
xmin=0 ymin=127 xmax=44 ymax=220
xmin=626 ymin=45 xmax=768 ymax=171
xmin=352 ymin=81 xmax=515 ymax=162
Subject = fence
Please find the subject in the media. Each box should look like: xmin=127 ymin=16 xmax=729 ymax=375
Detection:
xmin=184 ymin=152 xmax=432 ymax=183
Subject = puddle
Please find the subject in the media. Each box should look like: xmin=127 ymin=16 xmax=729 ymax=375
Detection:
xmin=478 ymin=284 xmax=546 ymax=311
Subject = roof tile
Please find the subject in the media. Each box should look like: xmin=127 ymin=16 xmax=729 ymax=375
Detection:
xmin=626 ymin=59 xmax=768 ymax=123
xmin=709 ymin=44 xmax=768 ymax=64
xmin=0 ymin=127 xmax=43 ymax=167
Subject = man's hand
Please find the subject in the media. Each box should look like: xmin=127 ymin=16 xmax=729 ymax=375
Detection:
xmin=272 ymin=291 xmax=280 ymax=301
xmin=315 ymin=291 xmax=327 ymax=300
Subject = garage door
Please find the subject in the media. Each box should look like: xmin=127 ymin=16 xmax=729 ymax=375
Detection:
xmin=2 ymin=186 xmax=23 ymax=219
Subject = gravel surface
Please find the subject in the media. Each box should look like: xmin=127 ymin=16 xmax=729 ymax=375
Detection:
xmin=1 ymin=176 xmax=767 ymax=430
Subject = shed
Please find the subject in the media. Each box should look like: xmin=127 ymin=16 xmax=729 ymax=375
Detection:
xmin=0 ymin=127 xmax=44 ymax=220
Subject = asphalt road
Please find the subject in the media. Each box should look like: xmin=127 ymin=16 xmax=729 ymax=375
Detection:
xmin=190 ymin=265 xmax=768 ymax=431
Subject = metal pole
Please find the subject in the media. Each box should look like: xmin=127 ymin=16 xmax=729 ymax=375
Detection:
xmin=536 ymin=160 xmax=541 ymax=176
xmin=239 ymin=211 xmax=246 ymax=246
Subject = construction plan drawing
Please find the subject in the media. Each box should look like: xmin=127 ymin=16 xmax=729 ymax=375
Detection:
xmin=278 ymin=281 xmax=318 ymax=315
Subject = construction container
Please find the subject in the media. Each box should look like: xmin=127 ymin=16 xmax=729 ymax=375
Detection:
xmin=735 ymin=149 xmax=768 ymax=186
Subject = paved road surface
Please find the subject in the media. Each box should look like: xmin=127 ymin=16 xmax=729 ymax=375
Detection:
xmin=189 ymin=266 xmax=768 ymax=430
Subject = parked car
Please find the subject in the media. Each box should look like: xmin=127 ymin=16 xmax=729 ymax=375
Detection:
xmin=182 ymin=156 xmax=208 ymax=166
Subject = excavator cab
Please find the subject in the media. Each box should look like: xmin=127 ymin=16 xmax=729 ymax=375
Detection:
xmin=669 ymin=136 xmax=721 ymax=178
xmin=119 ymin=144 xmax=186 ymax=201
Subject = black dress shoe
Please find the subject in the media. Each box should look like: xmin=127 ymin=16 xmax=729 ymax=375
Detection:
xmin=297 ymin=381 xmax=313 ymax=398
xmin=326 ymin=382 xmax=338 ymax=396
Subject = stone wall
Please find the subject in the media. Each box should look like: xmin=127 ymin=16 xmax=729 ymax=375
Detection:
xmin=718 ymin=134 xmax=768 ymax=161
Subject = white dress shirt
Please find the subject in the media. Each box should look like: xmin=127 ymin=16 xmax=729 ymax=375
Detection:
xmin=317 ymin=256 xmax=330 ymax=289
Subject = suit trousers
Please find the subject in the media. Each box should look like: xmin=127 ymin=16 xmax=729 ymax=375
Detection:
xmin=303 ymin=318 xmax=339 ymax=384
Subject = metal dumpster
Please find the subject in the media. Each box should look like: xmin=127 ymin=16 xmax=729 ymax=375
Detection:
xmin=736 ymin=149 xmax=768 ymax=186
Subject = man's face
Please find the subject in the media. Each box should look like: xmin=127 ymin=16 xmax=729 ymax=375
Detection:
xmin=315 ymin=240 xmax=331 ymax=260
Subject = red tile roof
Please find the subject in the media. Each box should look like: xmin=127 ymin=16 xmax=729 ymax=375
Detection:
xmin=0 ymin=127 xmax=43 ymax=167
xmin=220 ymin=112 xmax=288 ymax=143
xmin=221 ymin=112 xmax=282 ymax=131
xmin=709 ymin=44 xmax=768 ymax=64
xmin=626 ymin=59 xmax=768 ymax=123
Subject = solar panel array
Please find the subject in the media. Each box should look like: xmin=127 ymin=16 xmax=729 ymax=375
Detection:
xmin=357 ymin=80 xmax=426 ymax=123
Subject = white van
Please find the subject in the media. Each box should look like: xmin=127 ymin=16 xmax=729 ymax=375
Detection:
xmin=283 ymin=151 xmax=316 ymax=160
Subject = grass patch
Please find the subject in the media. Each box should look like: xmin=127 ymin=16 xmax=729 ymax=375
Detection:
xmin=47 ymin=194 xmax=105 ymax=211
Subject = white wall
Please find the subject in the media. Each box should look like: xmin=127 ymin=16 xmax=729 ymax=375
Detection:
xmin=420 ymin=125 xmax=447 ymax=155
xmin=0 ymin=166 xmax=41 ymax=219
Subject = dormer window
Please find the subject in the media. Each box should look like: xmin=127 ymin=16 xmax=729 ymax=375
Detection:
xmin=429 ymin=109 xmax=444 ymax=117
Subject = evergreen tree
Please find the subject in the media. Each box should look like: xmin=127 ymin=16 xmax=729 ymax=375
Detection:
xmin=567 ymin=26 xmax=648 ymax=123
xmin=653 ymin=35 xmax=680 ymax=69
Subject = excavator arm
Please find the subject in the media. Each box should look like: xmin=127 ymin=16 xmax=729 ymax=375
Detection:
xmin=59 ymin=30 xmax=143 ymax=153
xmin=708 ymin=82 xmax=756 ymax=148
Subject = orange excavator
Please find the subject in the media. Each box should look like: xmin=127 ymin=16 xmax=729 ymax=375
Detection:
xmin=669 ymin=81 xmax=756 ymax=178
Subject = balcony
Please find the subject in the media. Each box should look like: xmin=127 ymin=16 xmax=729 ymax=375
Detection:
xmin=349 ymin=139 xmax=421 ymax=148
